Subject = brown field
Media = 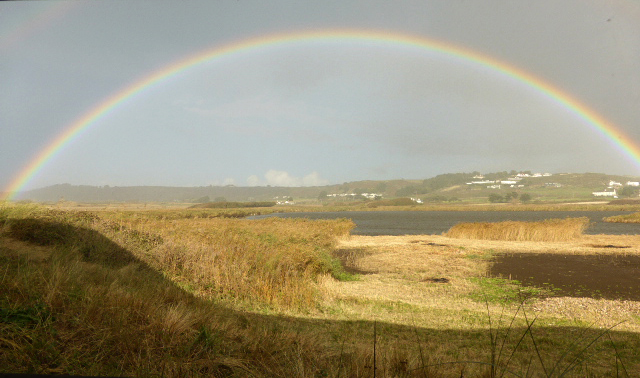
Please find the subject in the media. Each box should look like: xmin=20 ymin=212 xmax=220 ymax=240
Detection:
xmin=2 ymin=204 xmax=640 ymax=377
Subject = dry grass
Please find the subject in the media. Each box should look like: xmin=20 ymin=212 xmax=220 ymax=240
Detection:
xmin=319 ymin=234 xmax=640 ymax=376
xmin=2 ymin=204 xmax=640 ymax=377
xmin=89 ymin=213 xmax=354 ymax=310
xmin=445 ymin=217 xmax=590 ymax=242
xmin=0 ymin=204 xmax=363 ymax=377
xmin=329 ymin=234 xmax=640 ymax=327
xmin=604 ymin=211 xmax=640 ymax=223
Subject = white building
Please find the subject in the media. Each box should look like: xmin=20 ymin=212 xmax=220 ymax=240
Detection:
xmin=592 ymin=188 xmax=617 ymax=197
xmin=609 ymin=180 xmax=623 ymax=187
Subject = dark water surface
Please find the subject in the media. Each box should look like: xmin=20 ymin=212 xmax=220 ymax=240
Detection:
xmin=250 ymin=211 xmax=639 ymax=235
xmin=490 ymin=253 xmax=640 ymax=301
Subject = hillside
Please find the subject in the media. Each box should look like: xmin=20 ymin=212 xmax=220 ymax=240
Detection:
xmin=9 ymin=172 xmax=640 ymax=204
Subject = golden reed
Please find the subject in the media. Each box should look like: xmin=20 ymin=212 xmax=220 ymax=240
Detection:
xmin=445 ymin=217 xmax=590 ymax=242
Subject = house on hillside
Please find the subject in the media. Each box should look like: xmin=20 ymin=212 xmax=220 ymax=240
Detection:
xmin=592 ymin=188 xmax=617 ymax=198
xmin=609 ymin=180 xmax=623 ymax=187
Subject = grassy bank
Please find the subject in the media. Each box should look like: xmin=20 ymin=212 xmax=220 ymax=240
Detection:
xmin=2 ymin=204 xmax=639 ymax=377
xmin=0 ymin=205 xmax=354 ymax=376
xmin=445 ymin=217 xmax=590 ymax=242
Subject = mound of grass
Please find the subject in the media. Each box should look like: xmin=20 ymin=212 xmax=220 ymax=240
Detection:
xmin=91 ymin=215 xmax=355 ymax=310
xmin=445 ymin=217 xmax=590 ymax=242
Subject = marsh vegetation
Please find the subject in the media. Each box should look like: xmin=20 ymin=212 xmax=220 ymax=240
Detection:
xmin=1 ymin=203 xmax=639 ymax=377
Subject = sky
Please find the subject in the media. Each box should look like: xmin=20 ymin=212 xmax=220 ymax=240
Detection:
xmin=2 ymin=0 xmax=640 ymax=192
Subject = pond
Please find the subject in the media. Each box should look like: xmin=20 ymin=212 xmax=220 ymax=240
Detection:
xmin=250 ymin=210 xmax=639 ymax=235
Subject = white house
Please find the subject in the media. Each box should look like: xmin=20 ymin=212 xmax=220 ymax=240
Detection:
xmin=592 ymin=188 xmax=617 ymax=197
xmin=609 ymin=180 xmax=623 ymax=187
xmin=626 ymin=181 xmax=640 ymax=187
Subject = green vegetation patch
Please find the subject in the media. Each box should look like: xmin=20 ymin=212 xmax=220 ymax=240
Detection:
xmin=0 ymin=301 xmax=52 ymax=328
xmin=464 ymin=250 xmax=495 ymax=260
xmin=469 ymin=277 xmax=548 ymax=304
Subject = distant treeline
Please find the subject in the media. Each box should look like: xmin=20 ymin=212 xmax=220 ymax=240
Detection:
xmin=190 ymin=201 xmax=277 ymax=209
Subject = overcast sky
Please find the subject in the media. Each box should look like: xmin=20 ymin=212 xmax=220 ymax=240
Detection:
xmin=2 ymin=0 xmax=640 ymax=191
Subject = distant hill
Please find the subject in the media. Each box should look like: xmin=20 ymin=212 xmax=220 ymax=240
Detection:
xmin=10 ymin=172 xmax=640 ymax=204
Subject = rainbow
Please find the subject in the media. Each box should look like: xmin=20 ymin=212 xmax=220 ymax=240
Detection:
xmin=3 ymin=29 xmax=640 ymax=201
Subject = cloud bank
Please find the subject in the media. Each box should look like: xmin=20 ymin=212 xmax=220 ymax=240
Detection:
xmin=247 ymin=170 xmax=328 ymax=187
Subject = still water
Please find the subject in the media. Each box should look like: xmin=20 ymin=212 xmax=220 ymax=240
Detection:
xmin=250 ymin=211 xmax=639 ymax=235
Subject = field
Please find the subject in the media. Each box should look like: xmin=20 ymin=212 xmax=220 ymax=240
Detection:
xmin=1 ymin=203 xmax=640 ymax=377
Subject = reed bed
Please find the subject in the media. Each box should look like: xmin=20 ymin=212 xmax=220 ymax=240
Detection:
xmin=84 ymin=210 xmax=355 ymax=310
xmin=603 ymin=211 xmax=640 ymax=223
xmin=445 ymin=217 xmax=590 ymax=242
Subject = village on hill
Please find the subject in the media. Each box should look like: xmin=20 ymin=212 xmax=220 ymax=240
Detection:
xmin=9 ymin=171 xmax=640 ymax=204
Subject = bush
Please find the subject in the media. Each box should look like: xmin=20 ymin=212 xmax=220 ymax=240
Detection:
xmin=488 ymin=193 xmax=503 ymax=203
xmin=519 ymin=193 xmax=532 ymax=203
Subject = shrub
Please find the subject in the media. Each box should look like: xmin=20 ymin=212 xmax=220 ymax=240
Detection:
xmin=488 ymin=193 xmax=504 ymax=203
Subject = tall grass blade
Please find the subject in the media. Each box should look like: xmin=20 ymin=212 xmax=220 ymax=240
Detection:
xmin=558 ymin=321 xmax=625 ymax=377
xmin=521 ymin=309 xmax=547 ymax=377
xmin=607 ymin=333 xmax=630 ymax=378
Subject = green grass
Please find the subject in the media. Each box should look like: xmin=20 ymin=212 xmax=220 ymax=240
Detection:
xmin=469 ymin=277 xmax=550 ymax=304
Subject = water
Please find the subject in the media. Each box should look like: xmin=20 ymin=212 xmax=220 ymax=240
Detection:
xmin=249 ymin=211 xmax=639 ymax=235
